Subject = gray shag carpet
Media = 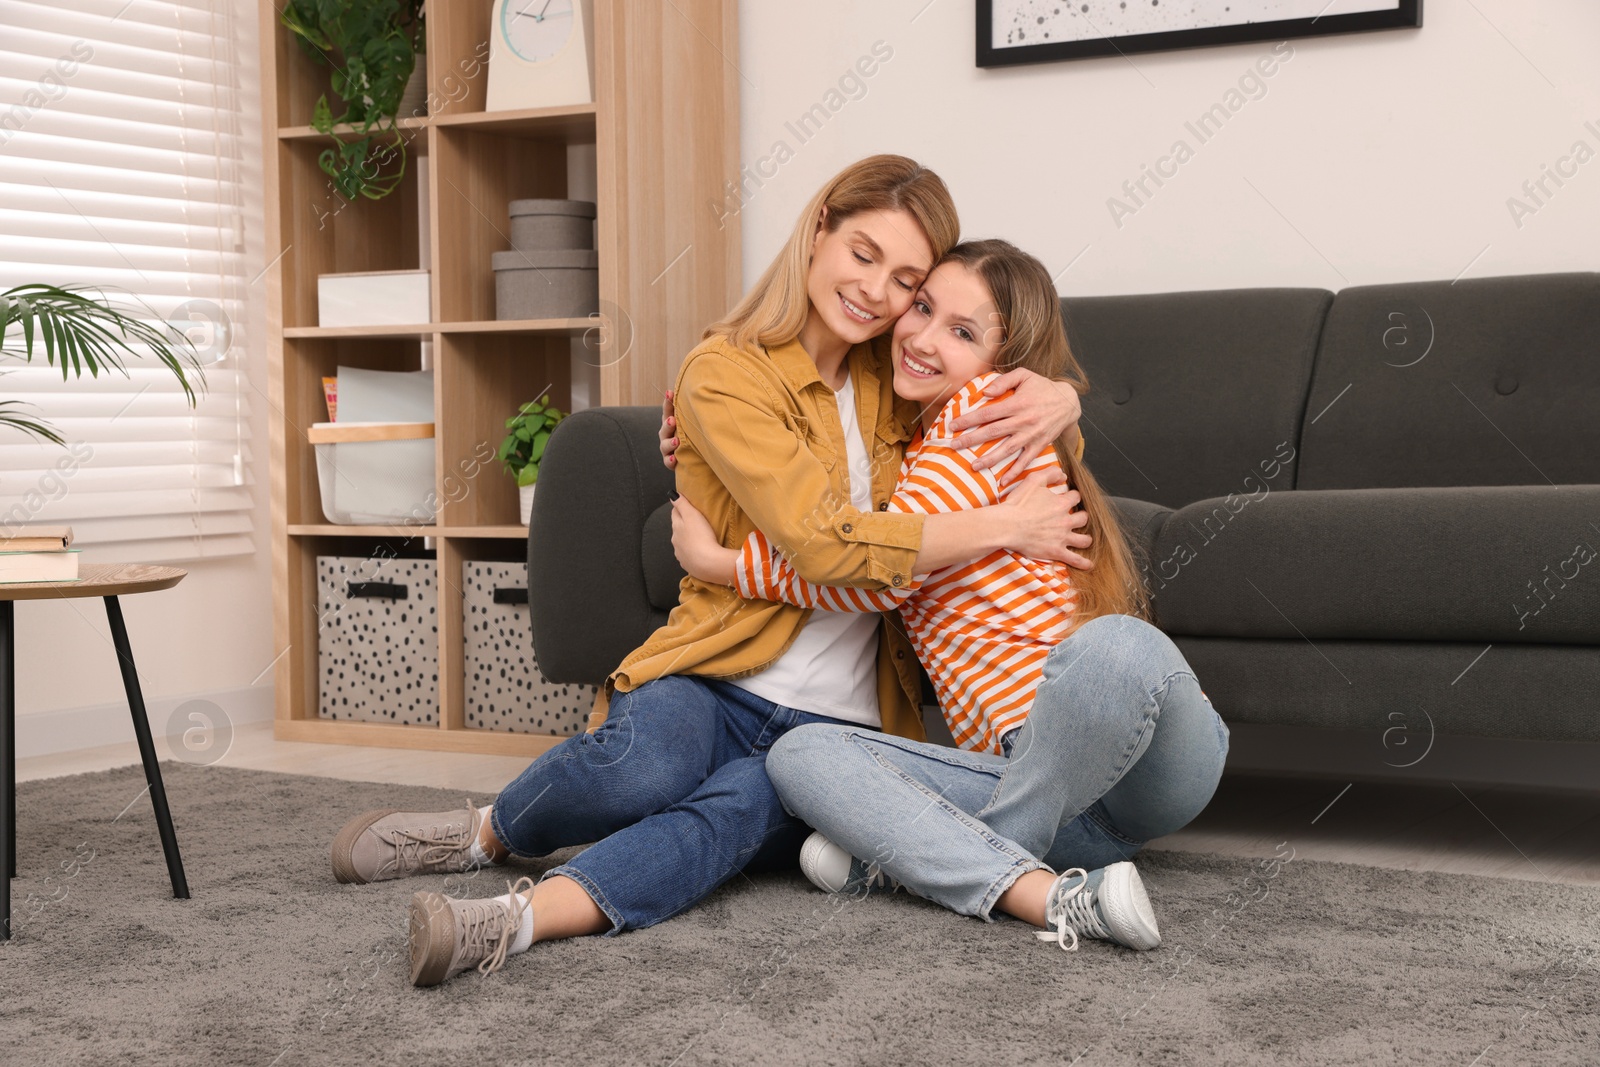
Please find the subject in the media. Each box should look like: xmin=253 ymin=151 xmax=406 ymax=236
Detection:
xmin=1 ymin=762 xmax=1597 ymax=1067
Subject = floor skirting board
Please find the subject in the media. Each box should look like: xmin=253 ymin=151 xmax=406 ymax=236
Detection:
xmin=14 ymin=685 xmax=274 ymax=760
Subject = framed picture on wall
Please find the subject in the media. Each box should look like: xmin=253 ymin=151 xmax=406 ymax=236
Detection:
xmin=977 ymin=0 xmax=1422 ymax=68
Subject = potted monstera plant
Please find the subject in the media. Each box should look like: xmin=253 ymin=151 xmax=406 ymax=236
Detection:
xmin=278 ymin=0 xmax=428 ymax=202
xmin=499 ymin=395 xmax=567 ymax=525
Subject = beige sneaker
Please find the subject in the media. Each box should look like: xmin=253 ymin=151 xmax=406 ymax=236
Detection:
xmin=331 ymin=802 xmax=489 ymax=884
xmin=408 ymin=877 xmax=536 ymax=987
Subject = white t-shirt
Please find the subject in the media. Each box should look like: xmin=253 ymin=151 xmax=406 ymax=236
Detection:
xmin=727 ymin=371 xmax=883 ymax=726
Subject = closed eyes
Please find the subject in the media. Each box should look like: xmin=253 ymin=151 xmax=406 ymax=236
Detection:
xmin=853 ymin=250 xmax=917 ymax=291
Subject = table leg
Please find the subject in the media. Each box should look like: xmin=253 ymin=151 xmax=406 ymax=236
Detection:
xmin=1 ymin=600 xmax=12 ymax=939
xmin=104 ymin=595 xmax=189 ymax=900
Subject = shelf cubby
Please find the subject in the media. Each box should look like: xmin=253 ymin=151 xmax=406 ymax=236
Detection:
xmin=436 ymin=332 xmax=571 ymax=529
xmin=282 ymin=337 xmax=425 ymax=527
xmin=432 ymin=122 xmax=574 ymax=324
xmin=438 ymin=535 xmax=535 ymax=733
xmin=277 ymin=136 xmax=426 ymax=331
xmin=283 ymin=532 xmax=435 ymax=740
xmin=270 ymin=13 xmax=340 ymax=129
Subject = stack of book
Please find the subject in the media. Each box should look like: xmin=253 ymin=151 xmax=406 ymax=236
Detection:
xmin=0 ymin=526 xmax=80 ymax=583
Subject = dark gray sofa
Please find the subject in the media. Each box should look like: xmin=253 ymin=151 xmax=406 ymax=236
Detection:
xmin=529 ymin=270 xmax=1600 ymax=747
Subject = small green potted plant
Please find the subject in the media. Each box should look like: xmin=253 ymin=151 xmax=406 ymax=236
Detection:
xmin=499 ymin=395 xmax=567 ymax=524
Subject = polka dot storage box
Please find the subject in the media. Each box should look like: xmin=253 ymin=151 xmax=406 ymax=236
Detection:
xmin=461 ymin=561 xmax=594 ymax=735
xmin=317 ymin=555 xmax=439 ymax=725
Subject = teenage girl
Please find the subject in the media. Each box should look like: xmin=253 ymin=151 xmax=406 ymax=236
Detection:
xmin=670 ymin=239 xmax=1230 ymax=953
xmin=327 ymin=158 xmax=1091 ymax=986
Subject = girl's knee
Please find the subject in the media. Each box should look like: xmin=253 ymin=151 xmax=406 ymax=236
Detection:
xmin=1056 ymin=614 xmax=1191 ymax=686
xmin=767 ymin=723 xmax=856 ymax=794
xmin=1075 ymin=613 xmax=1173 ymax=657
xmin=769 ymin=721 xmax=850 ymax=760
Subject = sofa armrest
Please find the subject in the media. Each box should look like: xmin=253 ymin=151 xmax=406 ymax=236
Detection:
xmin=527 ymin=407 xmax=676 ymax=686
xmin=1109 ymin=496 xmax=1171 ymax=559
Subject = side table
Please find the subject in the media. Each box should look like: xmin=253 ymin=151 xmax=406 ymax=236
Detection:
xmin=1 ymin=563 xmax=190 ymax=939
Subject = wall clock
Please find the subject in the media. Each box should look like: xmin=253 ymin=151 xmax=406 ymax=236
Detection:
xmin=486 ymin=0 xmax=595 ymax=110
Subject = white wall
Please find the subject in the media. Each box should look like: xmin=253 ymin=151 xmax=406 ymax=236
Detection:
xmin=735 ymin=0 xmax=1600 ymax=294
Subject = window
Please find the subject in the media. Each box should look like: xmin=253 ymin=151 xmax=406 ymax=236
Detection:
xmin=0 ymin=0 xmax=252 ymax=561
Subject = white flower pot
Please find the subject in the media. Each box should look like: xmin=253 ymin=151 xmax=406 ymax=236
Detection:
xmin=519 ymin=482 xmax=536 ymax=526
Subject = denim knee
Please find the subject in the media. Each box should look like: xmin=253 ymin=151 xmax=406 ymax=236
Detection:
xmin=767 ymin=721 xmax=849 ymax=768
xmin=766 ymin=722 xmax=852 ymax=814
xmin=1073 ymin=613 xmax=1178 ymax=661
xmin=697 ymin=755 xmax=787 ymax=825
xmin=587 ymin=713 xmax=690 ymax=773
xmin=1051 ymin=614 xmax=1194 ymax=691
xmin=494 ymin=677 xmax=721 ymax=845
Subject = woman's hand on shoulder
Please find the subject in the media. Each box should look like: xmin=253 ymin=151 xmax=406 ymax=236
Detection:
xmin=659 ymin=389 xmax=679 ymax=470
xmin=998 ymin=470 xmax=1094 ymax=571
xmin=947 ymin=368 xmax=1081 ymax=480
xmin=671 ymin=493 xmax=739 ymax=586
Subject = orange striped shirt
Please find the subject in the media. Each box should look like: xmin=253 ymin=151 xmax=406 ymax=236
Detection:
xmin=735 ymin=372 xmax=1076 ymax=755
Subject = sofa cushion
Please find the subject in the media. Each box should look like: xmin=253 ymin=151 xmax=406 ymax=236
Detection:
xmin=1298 ymin=271 xmax=1600 ymax=489
xmin=1061 ymin=287 xmax=1330 ymax=510
xmin=1149 ymin=485 xmax=1600 ymax=644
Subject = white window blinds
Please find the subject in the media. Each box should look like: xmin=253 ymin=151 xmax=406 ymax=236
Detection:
xmin=0 ymin=0 xmax=253 ymax=562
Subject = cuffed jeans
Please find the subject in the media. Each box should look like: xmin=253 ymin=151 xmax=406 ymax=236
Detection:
xmin=487 ymin=674 xmax=861 ymax=934
xmin=764 ymin=614 xmax=1230 ymax=920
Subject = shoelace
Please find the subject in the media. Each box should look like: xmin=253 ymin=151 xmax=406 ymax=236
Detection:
xmin=1036 ymin=867 xmax=1110 ymax=952
xmin=475 ymin=875 xmax=537 ymax=976
xmin=855 ymin=861 xmax=901 ymax=894
xmin=378 ymin=802 xmax=481 ymax=879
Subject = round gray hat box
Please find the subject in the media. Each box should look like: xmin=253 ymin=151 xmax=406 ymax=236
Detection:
xmin=508 ymin=198 xmax=596 ymax=251
xmin=492 ymin=249 xmax=600 ymax=319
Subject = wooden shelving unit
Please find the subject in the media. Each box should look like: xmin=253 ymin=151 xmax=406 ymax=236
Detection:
xmin=259 ymin=1 xmax=741 ymax=755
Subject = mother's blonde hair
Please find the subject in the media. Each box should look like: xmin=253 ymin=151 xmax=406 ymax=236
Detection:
xmin=707 ymin=155 xmax=960 ymax=350
xmin=941 ymin=239 xmax=1154 ymax=631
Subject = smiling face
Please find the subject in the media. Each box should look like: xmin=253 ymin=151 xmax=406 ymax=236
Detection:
xmin=805 ymin=207 xmax=935 ymax=351
xmin=890 ymin=261 xmax=1005 ymax=424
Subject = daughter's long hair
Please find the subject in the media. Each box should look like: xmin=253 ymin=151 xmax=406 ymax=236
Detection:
xmin=941 ymin=239 xmax=1153 ymax=631
xmin=706 ymin=155 xmax=960 ymax=350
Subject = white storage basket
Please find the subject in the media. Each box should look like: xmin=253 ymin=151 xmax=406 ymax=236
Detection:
xmin=308 ymin=421 xmax=437 ymax=525
xmin=317 ymin=555 xmax=439 ymax=725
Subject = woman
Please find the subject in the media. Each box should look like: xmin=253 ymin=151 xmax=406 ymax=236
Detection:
xmin=671 ymin=240 xmax=1230 ymax=954
xmin=326 ymin=156 xmax=1090 ymax=987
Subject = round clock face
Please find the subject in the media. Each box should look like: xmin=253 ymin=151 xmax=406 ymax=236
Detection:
xmin=501 ymin=0 xmax=575 ymax=63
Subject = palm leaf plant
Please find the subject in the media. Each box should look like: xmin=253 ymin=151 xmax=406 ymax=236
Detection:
xmin=0 ymin=283 xmax=207 ymax=445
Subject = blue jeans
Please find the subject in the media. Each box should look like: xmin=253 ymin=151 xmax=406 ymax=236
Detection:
xmin=764 ymin=614 xmax=1230 ymax=920
xmin=488 ymin=674 xmax=859 ymax=934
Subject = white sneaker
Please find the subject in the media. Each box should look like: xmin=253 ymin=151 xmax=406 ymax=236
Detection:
xmin=798 ymin=831 xmax=901 ymax=896
xmin=1037 ymin=861 xmax=1161 ymax=952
